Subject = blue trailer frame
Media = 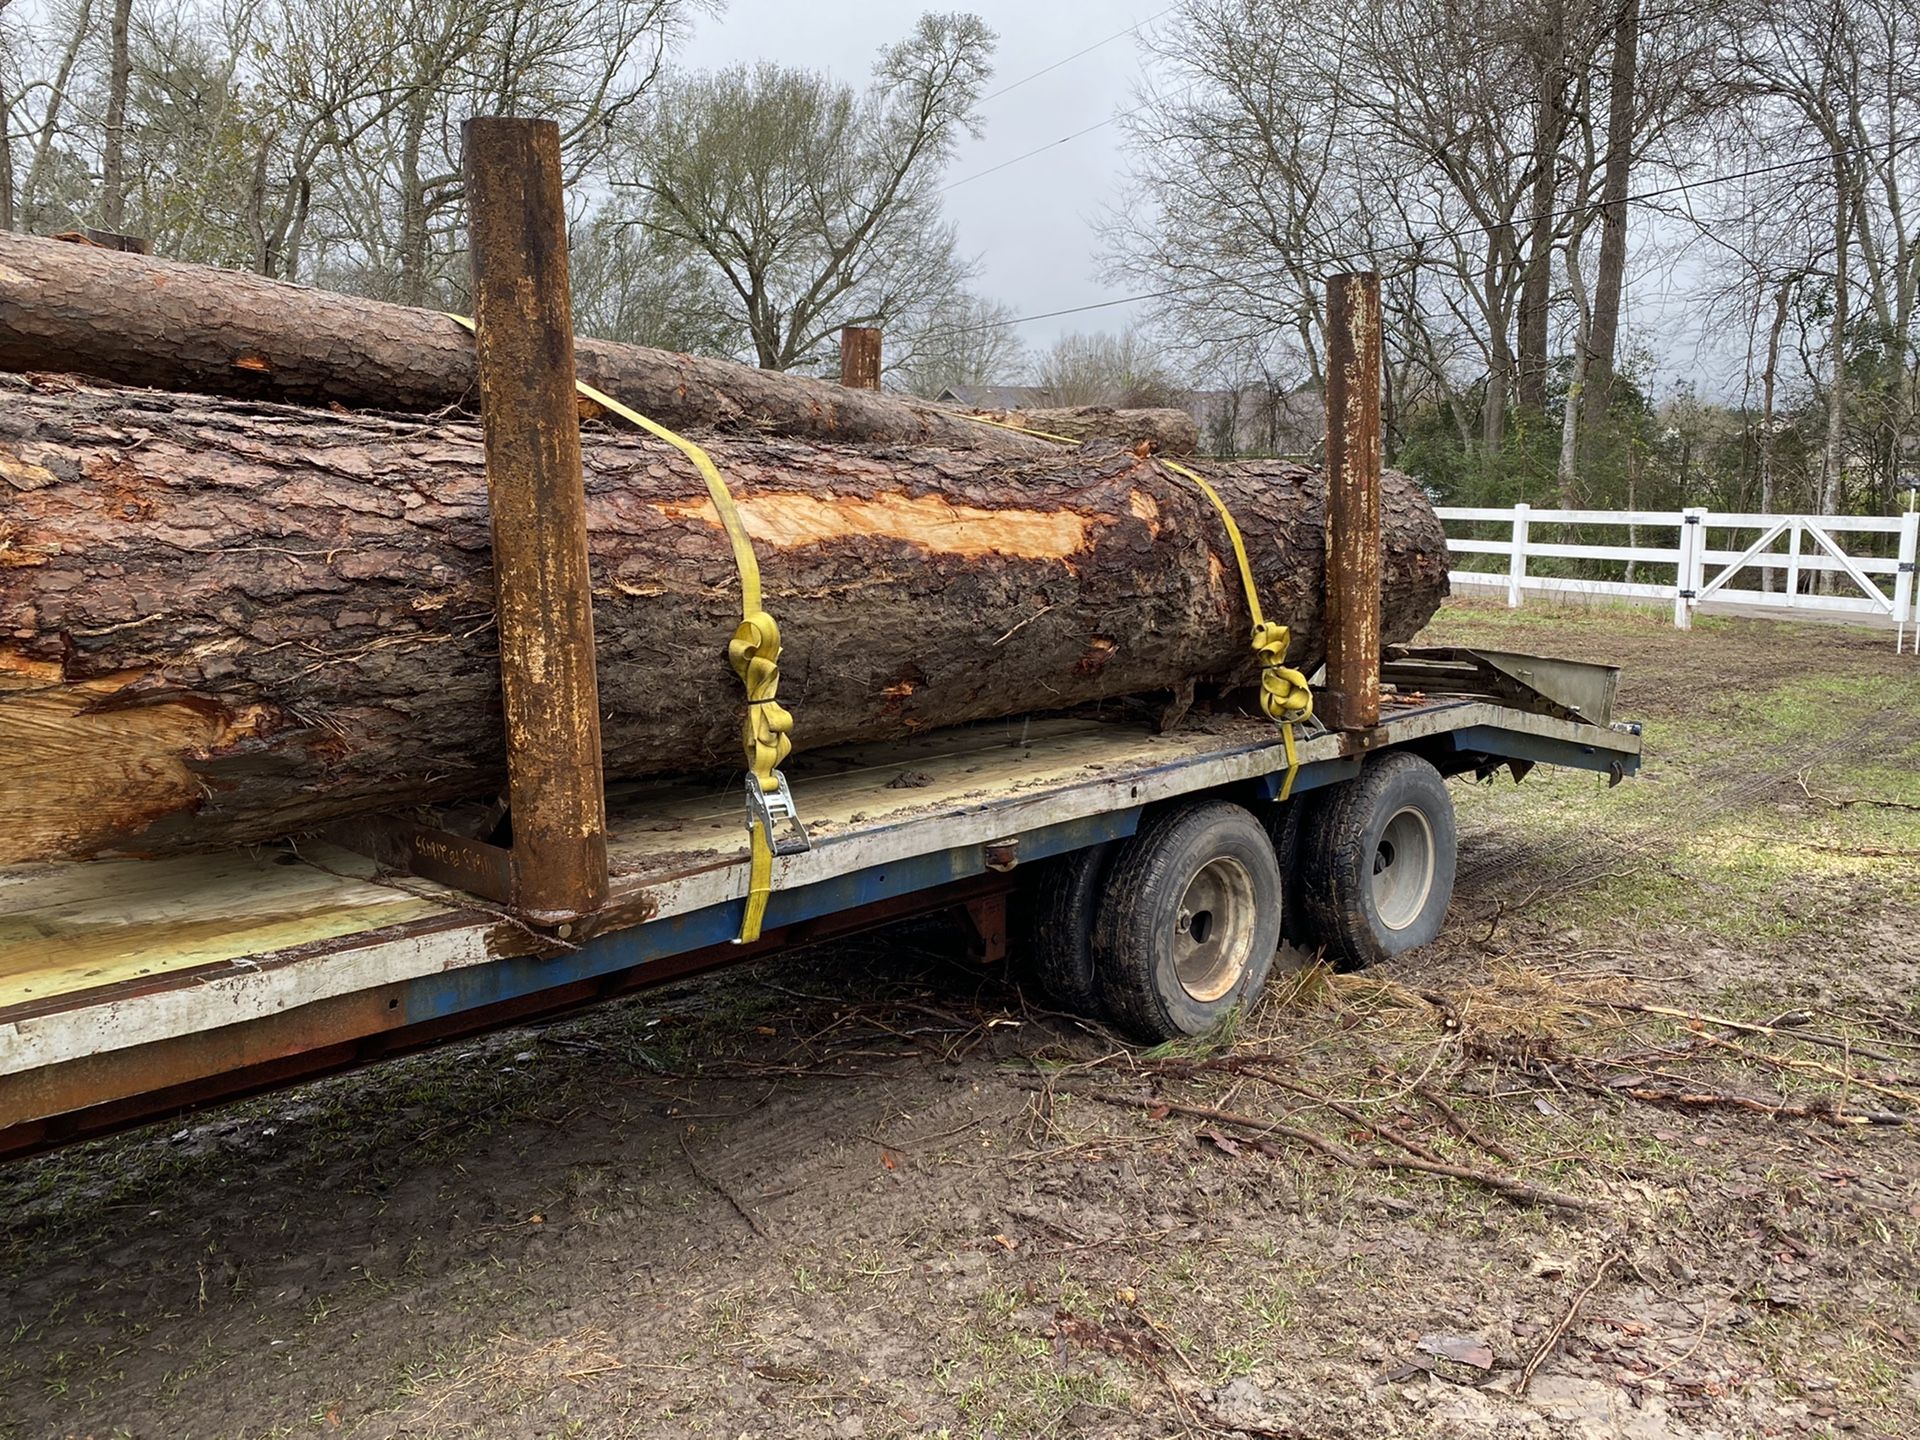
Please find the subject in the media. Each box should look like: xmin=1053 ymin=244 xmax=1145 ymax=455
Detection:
xmin=0 ymin=684 xmax=1639 ymax=1159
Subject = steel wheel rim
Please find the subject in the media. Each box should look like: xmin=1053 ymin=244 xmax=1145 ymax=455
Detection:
xmin=1173 ymin=856 xmax=1258 ymax=1002
xmin=1372 ymin=805 xmax=1436 ymax=932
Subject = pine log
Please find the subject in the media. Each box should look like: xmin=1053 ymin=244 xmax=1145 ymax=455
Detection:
xmin=961 ymin=405 xmax=1201 ymax=455
xmin=0 ymin=375 xmax=1450 ymax=864
xmin=0 ymin=230 xmax=1051 ymax=456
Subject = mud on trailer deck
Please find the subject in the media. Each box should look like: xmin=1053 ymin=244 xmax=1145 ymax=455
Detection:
xmin=0 ymin=652 xmax=1640 ymax=1160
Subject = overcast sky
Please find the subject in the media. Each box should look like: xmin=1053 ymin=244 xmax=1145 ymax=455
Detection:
xmin=677 ymin=1 xmax=1725 ymax=399
xmin=679 ymin=0 xmax=1160 ymax=366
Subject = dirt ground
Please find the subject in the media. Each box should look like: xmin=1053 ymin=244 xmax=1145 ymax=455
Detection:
xmin=4 ymin=598 xmax=1919 ymax=1440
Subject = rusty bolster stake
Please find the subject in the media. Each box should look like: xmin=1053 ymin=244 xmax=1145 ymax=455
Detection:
xmin=462 ymin=116 xmax=609 ymax=923
xmin=1322 ymin=272 xmax=1384 ymax=732
xmin=839 ymin=325 xmax=883 ymax=391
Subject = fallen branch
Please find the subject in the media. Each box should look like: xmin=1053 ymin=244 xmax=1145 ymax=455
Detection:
xmin=678 ymin=1131 xmax=767 ymax=1237
xmin=1516 ymin=1252 xmax=1620 ymax=1396
xmin=1416 ymin=1084 xmax=1521 ymax=1165
xmin=1031 ymin=1083 xmax=1595 ymax=1213
xmin=1795 ymin=840 xmax=1920 ymax=857
xmin=1598 ymin=1001 xmax=1898 ymax=1064
xmin=1684 ymin=1029 xmax=1920 ymax=1109
xmin=1604 ymin=1083 xmax=1906 ymax=1127
xmin=1234 ymin=1065 xmax=1449 ymax=1165
xmin=1795 ymin=771 xmax=1920 ymax=813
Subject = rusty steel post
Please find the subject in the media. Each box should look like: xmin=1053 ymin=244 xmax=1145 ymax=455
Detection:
xmin=462 ymin=116 xmax=608 ymax=923
xmin=1322 ymin=272 xmax=1383 ymax=732
xmin=839 ymin=325 xmax=882 ymax=390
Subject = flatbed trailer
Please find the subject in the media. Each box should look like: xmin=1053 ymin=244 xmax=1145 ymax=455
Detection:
xmin=0 ymin=675 xmax=1640 ymax=1160
xmin=0 ymin=132 xmax=1643 ymax=1158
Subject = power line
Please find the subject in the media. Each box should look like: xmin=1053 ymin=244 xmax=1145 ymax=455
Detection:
xmin=976 ymin=5 xmax=1177 ymax=104
xmin=956 ymin=287 xmax=1196 ymax=332
xmin=921 ymin=143 xmax=1909 ymax=340
xmin=940 ymin=93 xmax=1166 ymax=193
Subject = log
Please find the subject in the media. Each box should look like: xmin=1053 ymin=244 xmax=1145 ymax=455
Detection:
xmin=0 ymin=375 xmax=1450 ymax=864
xmin=0 ymin=230 xmax=1051 ymax=456
xmin=959 ymin=405 xmax=1201 ymax=455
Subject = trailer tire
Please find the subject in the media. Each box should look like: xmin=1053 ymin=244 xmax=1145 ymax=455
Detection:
xmin=1297 ymin=753 xmax=1456 ymax=968
xmin=1265 ymin=797 xmax=1323 ymax=951
xmin=1028 ymin=843 xmax=1113 ymax=1016
xmin=1093 ymin=802 xmax=1284 ymax=1042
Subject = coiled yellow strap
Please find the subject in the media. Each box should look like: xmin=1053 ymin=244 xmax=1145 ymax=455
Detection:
xmin=1157 ymin=459 xmax=1314 ymax=800
xmin=450 ymin=315 xmax=793 ymax=942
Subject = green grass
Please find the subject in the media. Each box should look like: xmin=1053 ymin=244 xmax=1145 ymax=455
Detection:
xmin=1425 ymin=604 xmax=1920 ymax=947
xmin=937 ymin=1281 xmax=1139 ymax=1437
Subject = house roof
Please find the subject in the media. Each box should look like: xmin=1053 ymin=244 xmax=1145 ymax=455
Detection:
xmin=935 ymin=383 xmax=1054 ymax=410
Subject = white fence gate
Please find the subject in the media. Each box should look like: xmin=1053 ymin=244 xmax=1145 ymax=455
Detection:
xmin=1437 ymin=503 xmax=1920 ymax=651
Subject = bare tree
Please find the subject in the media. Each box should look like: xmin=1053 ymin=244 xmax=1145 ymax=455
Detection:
xmin=569 ymin=203 xmax=742 ymax=354
xmin=1579 ymin=0 xmax=1640 ymax=438
xmin=1722 ymin=0 xmax=1920 ymax=515
xmin=1104 ymin=0 xmax=1347 ymax=397
xmin=97 ymin=0 xmax=130 ymax=230
xmin=616 ymin=12 xmax=994 ymax=370
xmin=1826 ymin=0 xmax=1920 ymax=512
xmin=0 ymin=0 xmax=697 ymax=292
xmin=300 ymin=0 xmax=701 ymax=305
xmin=1556 ymin=229 xmax=1592 ymax=504
xmin=100 ymin=0 xmax=273 ymax=265
xmin=890 ymin=292 xmax=1026 ymax=398
xmin=1113 ymin=0 xmax=1618 ymax=455
xmin=1758 ymin=277 xmax=1794 ymax=542
xmin=1029 ymin=328 xmax=1183 ymax=407
xmin=15 ymin=0 xmax=94 ymax=228
xmin=1114 ymin=0 xmax=1728 ymax=489
xmin=234 ymin=0 xmax=427 ymax=280
xmin=1517 ymin=0 xmax=1589 ymax=413
xmin=0 ymin=0 xmax=18 ymax=229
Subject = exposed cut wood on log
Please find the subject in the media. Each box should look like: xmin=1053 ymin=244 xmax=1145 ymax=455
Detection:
xmin=0 ymin=375 xmax=1449 ymax=864
xmin=0 ymin=230 xmax=1051 ymax=455
xmin=958 ymin=405 xmax=1200 ymax=456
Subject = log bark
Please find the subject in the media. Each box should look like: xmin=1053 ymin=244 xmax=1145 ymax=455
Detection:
xmin=0 ymin=231 xmax=1050 ymax=456
xmin=960 ymin=405 xmax=1200 ymax=456
xmin=0 ymin=376 xmax=1450 ymax=864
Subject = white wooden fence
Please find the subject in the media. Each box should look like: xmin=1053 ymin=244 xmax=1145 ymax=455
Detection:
xmin=1437 ymin=503 xmax=1920 ymax=651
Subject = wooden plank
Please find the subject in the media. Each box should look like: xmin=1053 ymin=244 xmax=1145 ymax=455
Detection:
xmin=0 ymin=846 xmax=444 ymax=1011
xmin=601 ymin=718 xmax=1243 ymax=874
xmin=0 ymin=719 xmax=1239 ymax=1015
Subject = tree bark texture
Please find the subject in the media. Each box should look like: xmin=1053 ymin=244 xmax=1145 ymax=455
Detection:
xmin=1819 ymin=147 xmax=1851 ymax=518
xmin=100 ymin=0 xmax=134 ymax=233
xmin=1579 ymin=0 xmax=1638 ymax=441
xmin=0 ymin=376 xmax=1450 ymax=865
xmin=1516 ymin=11 xmax=1570 ymax=416
xmin=959 ymin=405 xmax=1201 ymax=456
xmin=0 ymin=104 xmax=14 ymax=232
xmin=0 ymin=231 xmax=1053 ymax=456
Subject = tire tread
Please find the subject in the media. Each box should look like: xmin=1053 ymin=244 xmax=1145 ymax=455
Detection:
xmin=1296 ymin=753 xmax=1456 ymax=969
xmin=1030 ymin=844 xmax=1110 ymax=1015
xmin=1094 ymin=801 xmax=1283 ymax=1041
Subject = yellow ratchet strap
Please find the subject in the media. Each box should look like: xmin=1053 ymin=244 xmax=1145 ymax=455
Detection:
xmin=958 ymin=411 xmax=1081 ymax=445
xmin=1157 ymin=459 xmax=1315 ymax=802
xmin=956 ymin=410 xmax=1314 ymax=800
xmin=450 ymin=314 xmax=804 ymax=944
